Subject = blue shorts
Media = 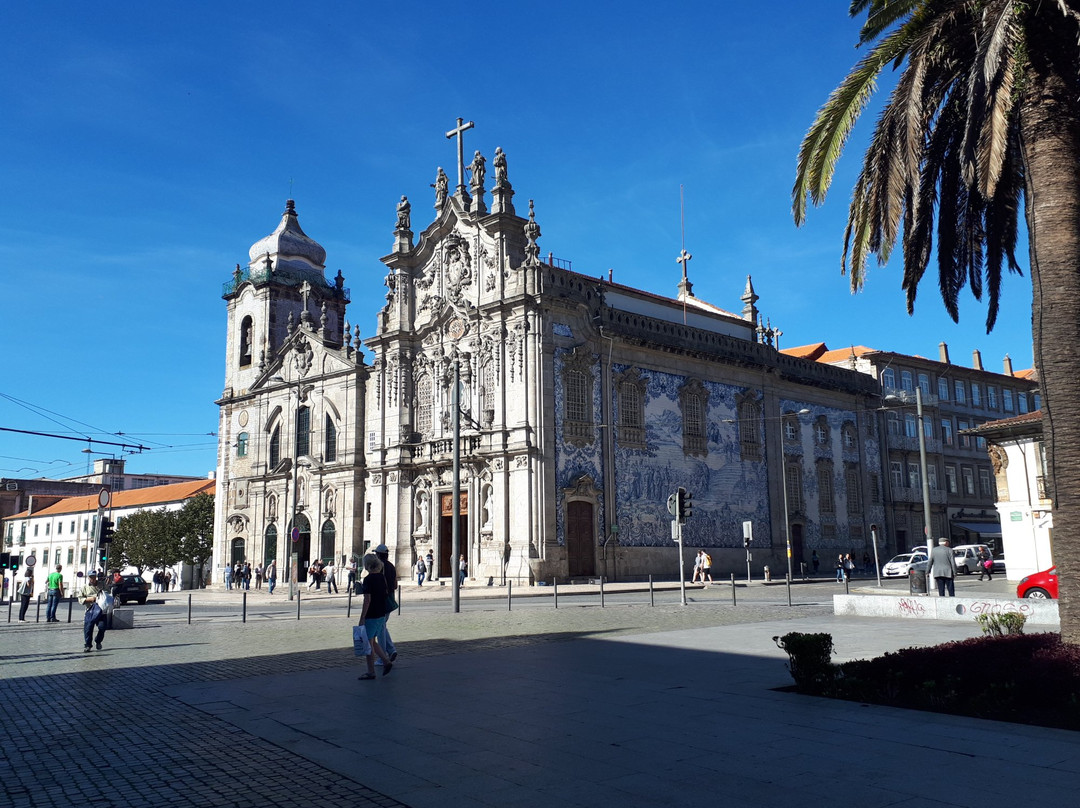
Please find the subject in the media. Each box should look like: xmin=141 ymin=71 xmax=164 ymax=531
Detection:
xmin=364 ymin=615 xmax=387 ymax=647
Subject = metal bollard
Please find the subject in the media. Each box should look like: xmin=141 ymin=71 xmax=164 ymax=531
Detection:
xmin=242 ymin=591 xmax=247 ymax=623
xmin=67 ymin=597 xmax=75 ymax=623
xmin=600 ymin=577 xmax=605 ymax=608
xmin=553 ymin=579 xmax=558 ymax=609
xmin=297 ymin=588 xmax=301 ymax=620
xmin=786 ymin=573 xmax=792 ymax=607
xmin=397 ymin=585 xmax=402 ymax=615
xmin=347 ymin=586 xmax=353 ymax=618
xmin=649 ymin=575 xmax=654 ymax=607
xmin=731 ymin=573 xmax=736 ymax=605
xmin=36 ymin=597 xmax=42 ymax=623
xmin=507 ymin=580 xmax=512 ymax=611
xmin=845 ymin=573 xmax=850 ymax=595
xmin=188 ymin=594 xmax=192 ymax=625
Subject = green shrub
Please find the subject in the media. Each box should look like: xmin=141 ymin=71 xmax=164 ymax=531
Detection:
xmin=773 ymin=632 xmax=835 ymax=694
xmin=975 ymin=612 xmax=1027 ymax=637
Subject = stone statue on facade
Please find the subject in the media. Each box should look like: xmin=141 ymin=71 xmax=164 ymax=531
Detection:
xmin=396 ymin=195 xmax=411 ymax=230
xmin=432 ymin=167 xmax=449 ymax=209
xmin=494 ymin=147 xmax=508 ymax=187
xmin=469 ymin=150 xmax=486 ymax=192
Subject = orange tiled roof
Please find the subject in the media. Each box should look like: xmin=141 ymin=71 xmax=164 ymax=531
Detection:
xmin=2 ymin=479 xmax=215 ymax=521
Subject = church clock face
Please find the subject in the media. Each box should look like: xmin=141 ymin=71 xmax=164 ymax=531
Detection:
xmin=447 ymin=317 xmax=467 ymax=341
xmin=238 ymin=410 xmax=249 ymax=427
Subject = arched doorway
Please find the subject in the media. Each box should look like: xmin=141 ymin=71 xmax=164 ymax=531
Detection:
xmin=288 ymin=513 xmax=312 ymax=582
xmin=566 ymin=501 xmax=596 ymax=578
xmin=230 ymin=538 xmax=246 ymax=567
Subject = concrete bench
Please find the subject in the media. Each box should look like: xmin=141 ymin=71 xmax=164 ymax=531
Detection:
xmin=110 ymin=607 xmax=135 ymax=629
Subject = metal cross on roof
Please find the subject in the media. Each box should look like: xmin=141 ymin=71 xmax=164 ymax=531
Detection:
xmin=676 ymin=248 xmax=693 ymax=280
xmin=445 ymin=117 xmax=475 ymax=192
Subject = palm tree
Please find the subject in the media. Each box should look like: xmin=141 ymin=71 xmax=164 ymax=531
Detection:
xmin=793 ymin=0 xmax=1080 ymax=642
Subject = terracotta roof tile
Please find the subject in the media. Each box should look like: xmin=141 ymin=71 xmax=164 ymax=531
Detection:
xmin=3 ymin=479 xmax=215 ymax=521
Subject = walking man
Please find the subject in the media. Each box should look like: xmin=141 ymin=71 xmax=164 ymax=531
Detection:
xmin=78 ymin=571 xmax=109 ymax=651
xmin=45 ymin=564 xmax=65 ymax=623
xmin=373 ymin=544 xmax=398 ymax=664
xmin=16 ymin=570 xmax=34 ymax=623
xmin=266 ymin=560 xmax=277 ymax=595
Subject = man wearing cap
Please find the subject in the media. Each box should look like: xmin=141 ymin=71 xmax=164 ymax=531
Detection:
xmin=78 ymin=571 xmax=109 ymax=651
xmin=928 ymin=538 xmax=958 ymax=597
xmin=45 ymin=564 xmax=65 ymax=623
xmin=373 ymin=544 xmax=398 ymax=664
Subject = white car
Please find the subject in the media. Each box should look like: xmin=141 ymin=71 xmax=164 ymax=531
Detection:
xmin=882 ymin=553 xmax=928 ymax=577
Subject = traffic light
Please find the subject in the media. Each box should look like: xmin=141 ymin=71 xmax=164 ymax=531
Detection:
xmin=0 ymin=551 xmax=9 ymax=570
xmin=99 ymin=518 xmax=115 ymax=545
xmin=99 ymin=546 xmax=109 ymax=566
xmin=676 ymin=487 xmax=693 ymax=524
xmin=11 ymin=555 xmax=20 ymax=571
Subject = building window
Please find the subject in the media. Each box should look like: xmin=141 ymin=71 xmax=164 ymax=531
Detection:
xmin=987 ymin=386 xmax=998 ymax=409
xmin=237 ymin=432 xmax=249 ymax=458
xmin=67 ymin=547 xmax=74 ymax=564
xmin=887 ymin=411 xmax=901 ymax=436
xmin=927 ymin=464 xmax=938 ymax=490
xmin=45 ymin=524 xmax=50 ymax=536
xmin=842 ymin=421 xmax=857 ymax=449
xmin=846 ymin=467 xmax=862 ymax=513
xmin=958 ymin=419 xmax=970 ymax=448
xmin=240 ymin=315 xmax=253 ymax=367
xmin=324 ymin=416 xmax=337 ymax=462
xmin=366 ymin=503 xmax=372 ymax=522
xmin=822 ymin=524 xmax=836 ymax=543
xmin=891 ymin=461 xmax=904 ymax=488
xmin=1002 ymin=389 xmax=1014 ymax=412
xmin=269 ymin=425 xmax=281 ymax=469
xmin=617 ymin=369 xmax=647 ymax=448
xmin=818 ymin=462 xmax=834 ymax=513
xmin=881 ymin=367 xmax=896 ymax=392
xmin=918 ymin=373 xmax=931 ymax=397
xmin=1034 ymin=393 xmax=1042 ymax=410
xmin=946 ymin=465 xmax=958 ymax=494
xmin=962 ymin=467 xmax=976 ymax=496
xmin=738 ymin=395 xmax=762 ymax=460
xmin=907 ymin=462 xmax=921 ymax=490
xmin=368 ymin=431 xmax=377 ymax=452
xmin=954 ymin=379 xmax=966 ymax=404
xmin=938 ymin=377 xmax=949 ymax=401
xmin=295 ymin=406 xmax=311 ymax=457
xmin=971 ymin=383 xmax=982 ymax=408
xmin=679 ymin=379 xmax=708 ymax=457
xmin=566 ymin=370 xmax=590 ymax=423
xmin=1018 ymin=393 xmax=1029 ymax=414
xmin=869 ymin=473 xmax=881 ymax=504
xmin=941 ymin=419 xmax=953 ymax=446
xmin=80 ymin=547 xmax=87 ymax=564
xmin=900 ymin=370 xmax=914 ymax=391
xmin=562 ymin=349 xmax=595 ymax=447
xmin=904 ymin=413 xmax=917 ymax=438
xmin=979 ymin=468 xmax=994 ymax=498
xmin=814 ymin=421 xmax=829 ymax=445
xmin=57 ymin=522 xmax=63 ymax=535
xmin=416 ymin=375 xmax=433 ymax=437
xmin=786 ymin=461 xmax=803 ymax=512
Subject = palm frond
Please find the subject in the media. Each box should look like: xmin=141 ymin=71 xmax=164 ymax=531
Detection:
xmin=855 ymin=0 xmax=922 ymax=45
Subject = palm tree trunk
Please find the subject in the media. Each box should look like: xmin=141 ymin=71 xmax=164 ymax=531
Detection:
xmin=1020 ymin=22 xmax=1080 ymax=644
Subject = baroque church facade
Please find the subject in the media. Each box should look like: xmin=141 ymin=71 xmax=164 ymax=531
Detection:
xmin=214 ymin=133 xmax=884 ymax=586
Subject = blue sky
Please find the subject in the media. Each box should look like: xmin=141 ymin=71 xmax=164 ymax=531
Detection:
xmin=1 ymin=2 xmax=1035 ymax=480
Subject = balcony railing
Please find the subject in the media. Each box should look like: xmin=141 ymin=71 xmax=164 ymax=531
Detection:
xmin=889 ymin=485 xmax=949 ymax=505
xmin=886 ymin=433 xmax=943 ymax=454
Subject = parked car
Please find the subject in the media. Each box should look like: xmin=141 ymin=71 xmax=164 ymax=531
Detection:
xmin=1017 ymin=567 xmax=1058 ymax=599
xmin=111 ymin=574 xmax=150 ymax=605
xmin=883 ymin=553 xmax=928 ymax=578
xmin=992 ymin=554 xmax=1007 ymax=575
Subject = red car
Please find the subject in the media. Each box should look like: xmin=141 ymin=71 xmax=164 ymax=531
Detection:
xmin=1017 ymin=567 xmax=1058 ymax=599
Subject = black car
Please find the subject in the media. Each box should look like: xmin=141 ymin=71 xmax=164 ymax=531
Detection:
xmin=111 ymin=574 xmax=150 ymax=605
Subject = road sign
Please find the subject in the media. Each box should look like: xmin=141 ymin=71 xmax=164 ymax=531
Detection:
xmin=98 ymin=488 xmax=111 ymax=508
xmin=291 ymin=526 xmax=300 ymax=542
xmin=25 ymin=554 xmax=37 ymax=568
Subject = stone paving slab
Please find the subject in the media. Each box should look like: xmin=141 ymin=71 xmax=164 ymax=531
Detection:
xmin=2 ymin=592 xmax=1075 ymax=808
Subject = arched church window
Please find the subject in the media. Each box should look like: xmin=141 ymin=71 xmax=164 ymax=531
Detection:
xmin=320 ymin=520 xmax=336 ymax=563
xmin=240 ymin=316 xmax=253 ymax=367
xmin=264 ymin=524 xmax=277 ymax=567
xmin=617 ymin=369 xmax=647 ymax=448
xmin=269 ymin=426 xmax=281 ymax=469
xmin=236 ymin=432 xmax=249 ymax=458
xmin=738 ymin=395 xmax=762 ymax=460
xmin=416 ymin=375 xmax=433 ymax=437
xmin=324 ymin=415 xmax=337 ymax=463
xmin=679 ymin=379 xmax=708 ymax=457
xmin=296 ymin=406 xmax=311 ymax=457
